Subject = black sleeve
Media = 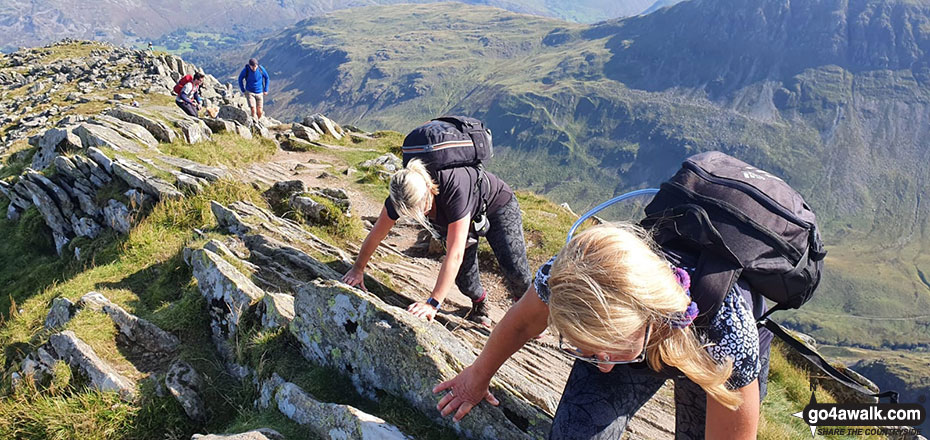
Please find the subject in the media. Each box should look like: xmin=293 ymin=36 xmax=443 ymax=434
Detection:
xmin=383 ymin=197 xmax=400 ymax=221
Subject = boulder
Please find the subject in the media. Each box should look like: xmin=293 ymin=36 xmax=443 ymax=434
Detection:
xmin=107 ymin=108 xmax=177 ymax=143
xmin=200 ymin=117 xmax=236 ymax=134
xmin=303 ymin=114 xmax=344 ymax=140
xmin=264 ymin=180 xmax=306 ymax=203
xmin=48 ymin=331 xmax=136 ymax=401
xmin=291 ymin=123 xmax=321 ymax=142
xmin=86 ymin=147 xmax=114 ymax=174
xmin=111 ymin=159 xmax=183 ymax=201
xmin=169 ymin=116 xmax=213 ymax=144
xmin=72 ymin=216 xmax=103 ymax=239
xmin=288 ymin=196 xmax=327 ymax=223
xmin=103 ymin=199 xmax=132 ymax=234
xmin=166 ymin=360 xmax=206 ymax=423
xmin=44 ymin=297 xmax=76 ymax=330
xmin=78 ymin=291 xmax=111 ymax=312
xmin=217 ymin=105 xmax=250 ymax=126
xmin=29 ymin=127 xmax=82 ymax=170
xmin=176 ymin=174 xmax=205 ymax=194
xmin=275 ymin=381 xmax=411 ymax=439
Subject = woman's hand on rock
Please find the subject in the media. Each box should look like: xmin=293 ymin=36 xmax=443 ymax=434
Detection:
xmin=341 ymin=267 xmax=367 ymax=292
xmin=433 ymin=366 xmax=499 ymax=422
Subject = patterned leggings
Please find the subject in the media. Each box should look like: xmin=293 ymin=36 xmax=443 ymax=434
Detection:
xmin=550 ymin=337 xmax=772 ymax=439
xmin=454 ymin=195 xmax=532 ymax=301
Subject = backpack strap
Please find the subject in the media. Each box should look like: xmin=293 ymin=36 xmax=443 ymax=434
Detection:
xmin=759 ymin=318 xmax=899 ymax=403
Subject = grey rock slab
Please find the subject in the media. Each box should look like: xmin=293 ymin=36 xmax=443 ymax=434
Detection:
xmin=259 ymin=293 xmax=294 ymax=329
xmin=189 ymin=247 xmax=265 ymax=361
xmin=91 ymin=115 xmax=158 ymax=149
xmin=52 ymin=155 xmax=86 ymax=181
xmin=176 ymin=174 xmax=205 ymax=194
xmin=290 ymin=279 xmax=549 ymax=439
xmin=102 ymin=302 xmax=181 ymax=354
xmin=107 ymin=108 xmax=176 ymax=143
xmin=5 ymin=180 xmax=32 ymax=210
xmin=86 ymin=147 xmax=114 ymax=174
xmin=73 ymin=123 xmax=145 ymax=153
xmin=103 ymin=199 xmax=132 ymax=234
xmin=303 ymin=114 xmax=343 ymax=140
xmin=289 ymin=195 xmax=327 ymax=224
xmin=24 ymin=170 xmax=74 ymax=219
xmin=275 ymin=381 xmax=411 ymax=439
xmin=191 ymin=429 xmax=283 ymax=440
xmin=18 ymin=179 xmax=72 ymax=235
xmin=166 ymin=360 xmax=206 ymax=423
xmin=44 ymin=297 xmax=76 ymax=330
xmin=72 ymin=216 xmax=103 ymax=239
xmin=48 ymin=331 xmax=136 ymax=401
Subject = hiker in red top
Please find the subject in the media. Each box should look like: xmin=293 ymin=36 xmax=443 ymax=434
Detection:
xmin=175 ymin=72 xmax=204 ymax=117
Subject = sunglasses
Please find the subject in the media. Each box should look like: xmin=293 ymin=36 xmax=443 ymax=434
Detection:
xmin=558 ymin=324 xmax=651 ymax=366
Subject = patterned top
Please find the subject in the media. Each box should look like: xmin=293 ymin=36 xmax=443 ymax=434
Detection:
xmin=534 ymin=256 xmax=760 ymax=389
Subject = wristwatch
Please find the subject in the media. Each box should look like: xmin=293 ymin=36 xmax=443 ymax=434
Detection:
xmin=426 ymin=297 xmax=442 ymax=311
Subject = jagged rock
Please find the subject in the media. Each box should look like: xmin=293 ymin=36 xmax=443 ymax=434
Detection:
xmin=311 ymin=188 xmax=350 ymax=212
xmin=86 ymin=147 xmax=114 ymax=174
xmin=52 ymin=232 xmax=70 ymax=255
xmin=259 ymin=293 xmax=295 ymax=329
xmin=4 ymin=180 xmax=32 ymax=211
xmin=102 ymin=301 xmax=180 ymax=354
xmin=107 ymin=108 xmax=177 ymax=143
xmin=18 ymin=179 xmax=72 ymax=236
xmin=291 ymin=123 xmax=321 ymax=142
xmin=48 ymin=331 xmax=136 ymax=401
xmin=92 ymin=115 xmax=158 ymax=149
xmin=44 ymin=297 xmax=76 ymax=329
xmin=103 ymin=199 xmax=132 ymax=234
xmin=78 ymin=291 xmax=111 ymax=312
xmin=72 ymin=155 xmax=112 ymax=187
xmin=52 ymin=155 xmax=85 ymax=182
xmin=233 ymin=122 xmax=253 ymax=139
xmin=217 ymin=105 xmax=250 ymax=126
xmin=7 ymin=204 xmax=21 ymax=221
xmin=125 ymin=189 xmax=150 ymax=209
xmin=289 ymin=279 xmax=550 ymax=439
xmin=73 ymin=123 xmax=144 ymax=153
xmin=166 ymin=360 xmax=206 ymax=423
xmin=191 ymin=429 xmax=283 ymax=440
xmin=359 ymin=153 xmax=401 ymax=172
xmin=176 ymin=174 xmax=206 ymax=194
xmin=189 ymin=247 xmax=265 ymax=362
xmin=72 ymin=216 xmax=103 ymax=239
xmin=200 ymin=117 xmax=236 ymax=134
xmin=24 ymin=171 xmax=74 ymax=220
xmin=275 ymin=381 xmax=411 ymax=439
xmin=302 ymin=114 xmax=344 ymax=140
xmin=29 ymin=127 xmax=82 ymax=170
xmin=210 ymin=201 xmax=250 ymax=235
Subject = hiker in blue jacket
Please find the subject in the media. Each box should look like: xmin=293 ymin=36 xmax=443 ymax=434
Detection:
xmin=238 ymin=58 xmax=269 ymax=120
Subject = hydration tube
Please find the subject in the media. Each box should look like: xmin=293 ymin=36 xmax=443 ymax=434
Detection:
xmin=565 ymin=188 xmax=660 ymax=243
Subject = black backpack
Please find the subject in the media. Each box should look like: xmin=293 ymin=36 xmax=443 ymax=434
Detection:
xmin=401 ymin=116 xmax=494 ymax=235
xmin=639 ymin=151 xmax=826 ymax=322
xmin=400 ymin=116 xmax=493 ymax=173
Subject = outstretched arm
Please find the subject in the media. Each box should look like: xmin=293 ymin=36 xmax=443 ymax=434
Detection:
xmin=433 ymin=286 xmax=549 ymax=421
xmin=706 ymin=379 xmax=760 ymax=439
xmin=408 ymin=216 xmax=469 ymax=320
xmin=342 ymin=206 xmax=395 ymax=290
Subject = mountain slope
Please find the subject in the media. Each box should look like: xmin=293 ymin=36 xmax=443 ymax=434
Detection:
xmin=0 ymin=0 xmax=653 ymax=52
xmin=249 ymin=0 xmax=930 ymax=350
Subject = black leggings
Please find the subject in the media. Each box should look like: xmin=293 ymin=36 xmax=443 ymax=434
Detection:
xmin=454 ymin=195 xmax=532 ymax=302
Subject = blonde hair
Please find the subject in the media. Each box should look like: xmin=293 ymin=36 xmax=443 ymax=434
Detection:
xmin=389 ymin=159 xmax=440 ymax=234
xmin=547 ymin=223 xmax=742 ymax=410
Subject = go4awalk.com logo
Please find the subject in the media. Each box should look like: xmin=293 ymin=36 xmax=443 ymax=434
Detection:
xmin=792 ymin=392 xmax=926 ymax=438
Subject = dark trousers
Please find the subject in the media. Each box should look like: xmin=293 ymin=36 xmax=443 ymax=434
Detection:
xmin=454 ymin=195 xmax=532 ymax=302
xmin=176 ymin=100 xmax=198 ymax=117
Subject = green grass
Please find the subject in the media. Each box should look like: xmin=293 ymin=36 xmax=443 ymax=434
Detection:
xmin=158 ymin=133 xmax=278 ymax=168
